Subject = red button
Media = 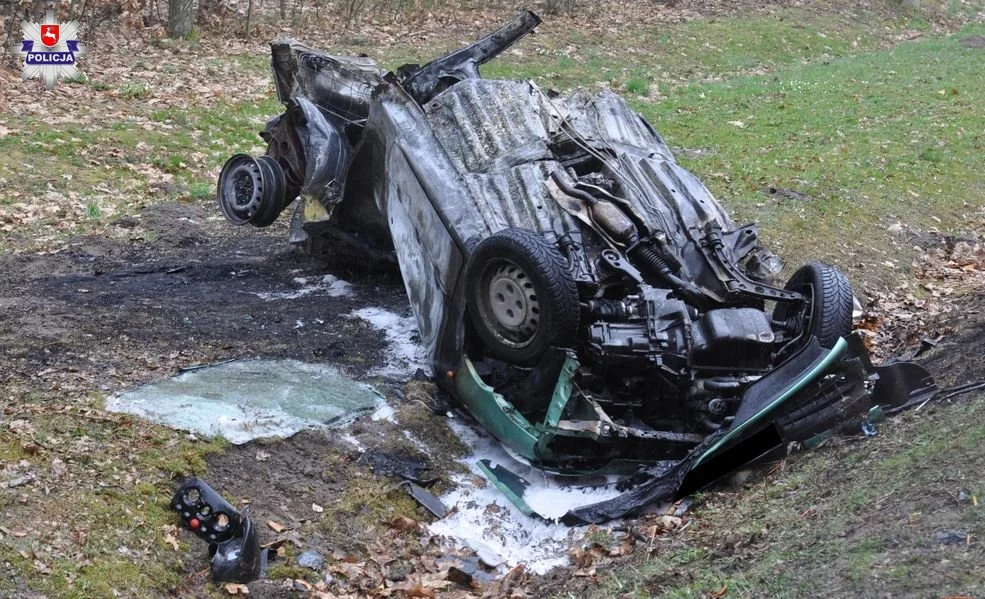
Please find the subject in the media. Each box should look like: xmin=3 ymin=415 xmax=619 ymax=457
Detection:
xmin=189 ymin=518 xmax=200 ymax=529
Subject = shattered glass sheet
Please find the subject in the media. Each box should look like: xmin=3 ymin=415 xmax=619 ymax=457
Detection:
xmin=105 ymin=359 xmax=385 ymax=444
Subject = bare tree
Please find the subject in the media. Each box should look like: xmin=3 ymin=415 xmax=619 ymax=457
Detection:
xmin=168 ymin=0 xmax=194 ymax=37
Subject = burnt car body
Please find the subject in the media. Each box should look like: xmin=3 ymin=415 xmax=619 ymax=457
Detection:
xmin=217 ymin=12 xmax=935 ymax=522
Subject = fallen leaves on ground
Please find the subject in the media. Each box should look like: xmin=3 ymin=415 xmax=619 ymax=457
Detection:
xmin=856 ymin=217 xmax=985 ymax=361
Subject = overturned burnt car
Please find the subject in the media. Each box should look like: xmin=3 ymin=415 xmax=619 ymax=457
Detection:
xmin=217 ymin=12 xmax=935 ymax=522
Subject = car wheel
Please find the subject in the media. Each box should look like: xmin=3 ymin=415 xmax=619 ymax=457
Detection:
xmin=774 ymin=262 xmax=853 ymax=349
xmin=465 ymin=228 xmax=578 ymax=366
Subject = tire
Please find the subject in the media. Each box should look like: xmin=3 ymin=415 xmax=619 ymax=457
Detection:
xmin=464 ymin=228 xmax=579 ymax=365
xmin=774 ymin=263 xmax=853 ymax=349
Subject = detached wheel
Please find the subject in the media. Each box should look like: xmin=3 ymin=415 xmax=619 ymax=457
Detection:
xmin=217 ymin=154 xmax=287 ymax=228
xmin=774 ymin=262 xmax=853 ymax=348
xmin=465 ymin=228 xmax=578 ymax=365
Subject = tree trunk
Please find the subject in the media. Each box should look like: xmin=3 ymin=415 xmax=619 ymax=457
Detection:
xmin=245 ymin=0 xmax=254 ymax=37
xmin=168 ymin=0 xmax=194 ymax=38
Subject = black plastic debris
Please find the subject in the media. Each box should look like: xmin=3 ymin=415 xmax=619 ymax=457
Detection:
xmin=401 ymin=481 xmax=448 ymax=519
xmin=359 ymin=450 xmax=436 ymax=485
xmin=172 ymin=478 xmax=263 ymax=583
xmin=935 ymin=530 xmax=972 ymax=546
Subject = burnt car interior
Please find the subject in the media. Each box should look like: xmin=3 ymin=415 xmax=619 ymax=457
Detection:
xmin=216 ymin=10 xmax=937 ymax=519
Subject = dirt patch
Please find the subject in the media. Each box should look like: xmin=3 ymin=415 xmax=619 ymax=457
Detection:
xmin=0 ymin=204 xmax=411 ymax=399
xmin=917 ymin=292 xmax=985 ymax=388
xmin=960 ymin=35 xmax=985 ymax=48
xmin=187 ymin=385 xmax=473 ymax=597
xmin=760 ymin=186 xmax=812 ymax=203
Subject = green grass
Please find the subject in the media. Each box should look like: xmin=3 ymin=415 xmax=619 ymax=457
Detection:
xmin=624 ymin=74 xmax=649 ymax=96
xmin=635 ymin=22 xmax=985 ymax=287
xmin=119 ymin=81 xmax=151 ymax=99
xmin=592 ymin=396 xmax=985 ymax=598
xmin=460 ymin=9 xmax=926 ymax=92
xmin=0 ymin=95 xmax=281 ymax=251
xmin=0 ymin=396 xmax=228 ymax=598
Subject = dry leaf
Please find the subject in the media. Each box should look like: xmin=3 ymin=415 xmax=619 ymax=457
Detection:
xmin=267 ymin=520 xmax=287 ymax=533
xmin=33 ymin=560 xmax=52 ymax=575
xmin=224 ymin=583 xmax=249 ymax=595
xmin=405 ymin=585 xmax=436 ymax=598
xmin=389 ymin=516 xmax=419 ymax=532
xmin=162 ymin=525 xmax=180 ymax=551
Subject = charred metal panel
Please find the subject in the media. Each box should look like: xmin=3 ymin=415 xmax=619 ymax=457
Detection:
xmin=399 ymin=10 xmax=541 ymax=105
xmin=385 ymin=166 xmax=455 ymax=360
xmin=290 ymin=97 xmax=351 ymax=209
xmin=564 ymin=90 xmax=674 ymax=161
xmin=462 ymin=162 xmax=584 ymax=243
xmin=424 ymin=80 xmax=553 ymax=174
xmin=368 ymin=82 xmax=489 ymax=248
xmin=636 ymin=158 xmax=735 ymax=234
xmin=422 ymin=79 xmax=585 ymax=246
xmin=271 ymin=39 xmax=385 ymax=128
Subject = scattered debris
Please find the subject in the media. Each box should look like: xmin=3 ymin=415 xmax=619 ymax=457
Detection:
xmin=428 ymin=420 xmax=624 ymax=574
xmin=935 ymin=530 xmax=973 ymax=546
xmin=296 ymin=550 xmax=325 ymax=571
xmin=359 ymin=450 xmax=434 ymax=485
xmin=402 ymin=482 xmax=448 ymax=519
xmin=173 ymin=478 xmax=262 ymax=583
